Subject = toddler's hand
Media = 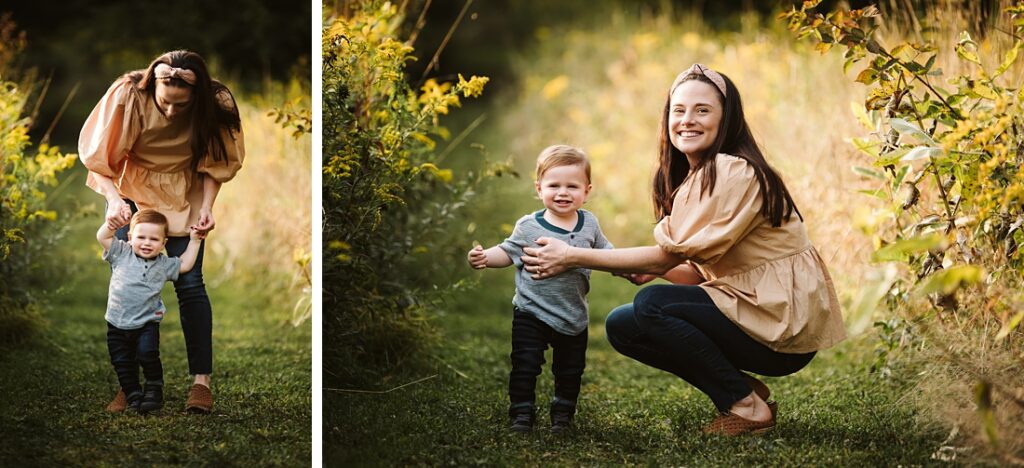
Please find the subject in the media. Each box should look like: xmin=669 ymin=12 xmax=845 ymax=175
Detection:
xmin=467 ymin=245 xmax=488 ymax=269
xmin=189 ymin=226 xmax=207 ymax=240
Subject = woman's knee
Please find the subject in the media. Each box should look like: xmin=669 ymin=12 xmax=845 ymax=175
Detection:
xmin=604 ymin=304 xmax=636 ymax=347
xmin=632 ymin=284 xmax=674 ymax=325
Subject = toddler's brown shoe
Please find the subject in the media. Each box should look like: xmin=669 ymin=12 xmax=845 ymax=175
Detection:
xmin=185 ymin=384 xmax=213 ymax=414
xmin=105 ymin=390 xmax=127 ymax=413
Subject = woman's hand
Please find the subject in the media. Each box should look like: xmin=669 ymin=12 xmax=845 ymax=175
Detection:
xmin=105 ymin=198 xmax=131 ymax=230
xmin=522 ymin=237 xmax=571 ymax=280
xmin=617 ymin=273 xmax=659 ymax=286
xmin=194 ymin=207 xmax=216 ymax=234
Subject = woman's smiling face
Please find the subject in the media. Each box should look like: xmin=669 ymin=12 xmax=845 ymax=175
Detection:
xmin=668 ymin=79 xmax=722 ymax=159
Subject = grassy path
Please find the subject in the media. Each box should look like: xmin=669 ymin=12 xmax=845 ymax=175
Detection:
xmin=327 ymin=271 xmax=950 ymax=466
xmin=0 ymin=216 xmax=311 ymax=465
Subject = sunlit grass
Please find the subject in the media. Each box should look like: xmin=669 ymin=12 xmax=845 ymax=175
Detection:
xmin=328 ymin=271 xmax=947 ymax=466
xmin=0 ymin=255 xmax=311 ymax=466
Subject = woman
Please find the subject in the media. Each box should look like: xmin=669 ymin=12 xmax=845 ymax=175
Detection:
xmin=79 ymin=50 xmax=244 ymax=414
xmin=522 ymin=63 xmax=845 ymax=435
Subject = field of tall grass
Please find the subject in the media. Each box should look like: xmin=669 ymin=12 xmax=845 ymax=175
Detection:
xmin=441 ymin=1 xmax=1022 ymax=461
xmin=468 ymin=10 xmax=875 ymax=336
xmin=201 ymin=80 xmax=312 ymax=322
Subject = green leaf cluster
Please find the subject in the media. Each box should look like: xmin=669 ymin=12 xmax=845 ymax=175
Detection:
xmin=322 ymin=1 xmax=496 ymax=387
xmin=268 ymin=98 xmax=312 ymax=139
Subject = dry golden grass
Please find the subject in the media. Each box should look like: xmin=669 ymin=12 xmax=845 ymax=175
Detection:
xmin=499 ymin=11 xmax=876 ymax=327
xmin=913 ymin=323 xmax=1024 ymax=463
xmin=203 ymin=82 xmax=311 ymax=324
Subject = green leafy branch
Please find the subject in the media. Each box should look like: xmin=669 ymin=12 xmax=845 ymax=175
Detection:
xmin=782 ymin=1 xmax=1024 ymax=299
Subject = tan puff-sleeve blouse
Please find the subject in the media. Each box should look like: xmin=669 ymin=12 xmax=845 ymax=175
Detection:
xmin=653 ymin=154 xmax=846 ymax=353
xmin=79 ymin=77 xmax=245 ymax=237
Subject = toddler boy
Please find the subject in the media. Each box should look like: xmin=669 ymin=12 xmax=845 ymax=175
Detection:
xmin=467 ymin=145 xmax=612 ymax=433
xmin=97 ymin=209 xmax=203 ymax=413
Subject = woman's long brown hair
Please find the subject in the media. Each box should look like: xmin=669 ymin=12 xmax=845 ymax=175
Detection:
xmin=652 ymin=73 xmax=801 ymax=228
xmin=128 ymin=50 xmax=241 ymax=169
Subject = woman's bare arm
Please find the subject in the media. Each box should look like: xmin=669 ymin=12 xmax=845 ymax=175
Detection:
xmin=194 ymin=175 xmax=221 ymax=234
xmin=522 ymin=237 xmax=684 ymax=279
xmin=662 ymin=263 xmax=704 ymax=284
xmin=91 ymin=172 xmax=131 ymax=229
xmin=622 ymin=263 xmax=704 ymax=286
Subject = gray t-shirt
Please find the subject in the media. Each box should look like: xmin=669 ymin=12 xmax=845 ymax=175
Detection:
xmin=103 ymin=239 xmax=181 ymax=330
xmin=499 ymin=209 xmax=613 ymax=336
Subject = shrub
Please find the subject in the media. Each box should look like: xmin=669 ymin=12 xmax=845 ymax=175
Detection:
xmin=783 ymin=0 xmax=1024 ymax=458
xmin=322 ymin=1 xmax=492 ymax=387
xmin=0 ymin=15 xmax=77 ymax=346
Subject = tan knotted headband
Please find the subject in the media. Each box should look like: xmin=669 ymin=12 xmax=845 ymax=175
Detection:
xmin=154 ymin=63 xmax=197 ymax=86
xmin=671 ymin=63 xmax=727 ymax=98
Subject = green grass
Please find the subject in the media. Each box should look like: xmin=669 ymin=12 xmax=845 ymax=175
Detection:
xmin=0 ymin=194 xmax=311 ymax=466
xmin=326 ymin=270 xmax=951 ymax=466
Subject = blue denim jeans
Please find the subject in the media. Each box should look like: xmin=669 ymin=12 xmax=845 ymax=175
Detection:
xmin=107 ymin=321 xmax=162 ymax=397
xmin=508 ymin=308 xmax=588 ymax=416
xmin=114 ymin=200 xmax=213 ymax=375
xmin=605 ymin=284 xmax=815 ymax=412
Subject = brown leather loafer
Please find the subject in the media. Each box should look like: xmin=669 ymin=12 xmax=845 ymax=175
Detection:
xmin=105 ymin=390 xmax=127 ymax=413
xmin=703 ymin=410 xmax=776 ymax=436
xmin=185 ymin=384 xmax=213 ymax=414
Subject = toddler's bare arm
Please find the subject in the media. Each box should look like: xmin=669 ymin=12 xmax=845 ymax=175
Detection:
xmin=96 ymin=222 xmax=117 ymax=252
xmin=179 ymin=228 xmax=206 ymax=274
xmin=467 ymin=245 xmax=512 ymax=269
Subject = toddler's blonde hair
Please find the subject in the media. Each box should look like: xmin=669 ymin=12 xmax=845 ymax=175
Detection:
xmin=535 ymin=145 xmax=591 ymax=183
xmin=129 ymin=209 xmax=169 ymax=238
